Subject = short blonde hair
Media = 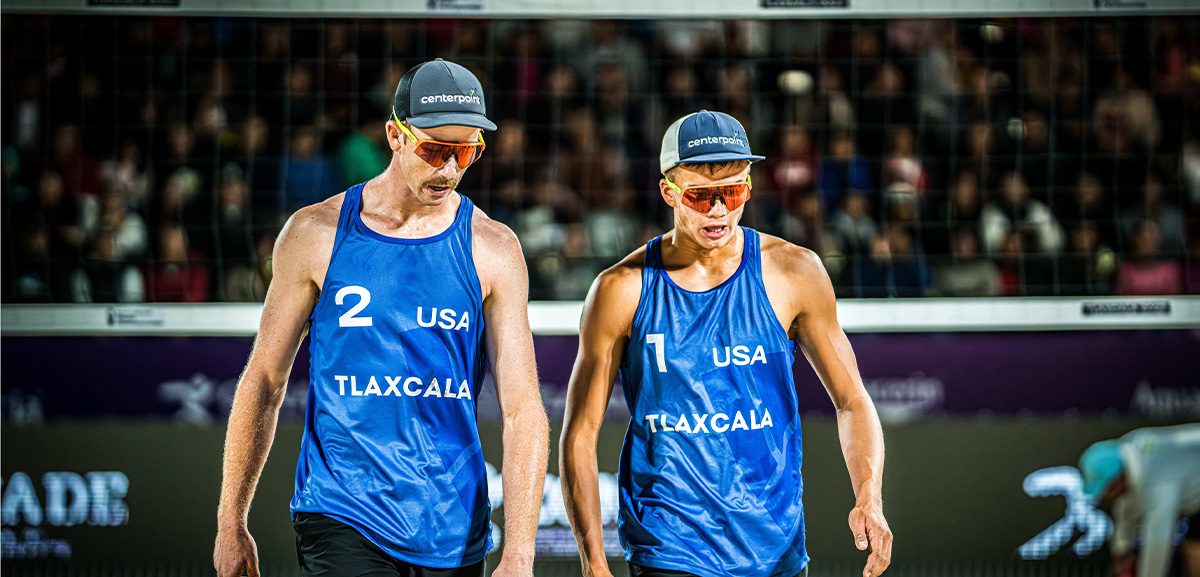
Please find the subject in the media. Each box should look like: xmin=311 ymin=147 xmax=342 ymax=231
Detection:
xmin=664 ymin=160 xmax=752 ymax=182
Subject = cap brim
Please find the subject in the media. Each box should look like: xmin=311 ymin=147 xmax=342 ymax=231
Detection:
xmin=665 ymin=152 xmax=766 ymax=172
xmin=408 ymin=113 xmax=497 ymax=131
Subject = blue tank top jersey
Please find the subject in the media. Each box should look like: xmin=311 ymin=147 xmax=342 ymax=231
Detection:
xmin=291 ymin=183 xmax=491 ymax=567
xmin=618 ymin=227 xmax=807 ymax=577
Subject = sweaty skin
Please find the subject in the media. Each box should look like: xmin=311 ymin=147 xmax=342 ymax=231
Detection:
xmin=560 ymin=164 xmax=892 ymax=577
xmin=213 ymin=120 xmax=549 ymax=577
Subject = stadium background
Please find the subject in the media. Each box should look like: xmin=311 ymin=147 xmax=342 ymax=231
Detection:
xmin=2 ymin=1 xmax=1200 ymax=575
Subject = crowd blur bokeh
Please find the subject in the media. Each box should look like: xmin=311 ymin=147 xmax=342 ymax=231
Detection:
xmin=4 ymin=16 xmax=1200 ymax=301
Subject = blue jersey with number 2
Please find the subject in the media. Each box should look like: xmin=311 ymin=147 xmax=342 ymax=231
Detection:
xmin=618 ymin=227 xmax=807 ymax=577
xmin=290 ymin=183 xmax=491 ymax=568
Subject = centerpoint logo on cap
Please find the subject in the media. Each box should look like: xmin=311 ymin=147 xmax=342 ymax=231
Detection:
xmin=421 ymin=89 xmax=482 ymax=106
xmin=687 ymin=134 xmax=747 ymax=148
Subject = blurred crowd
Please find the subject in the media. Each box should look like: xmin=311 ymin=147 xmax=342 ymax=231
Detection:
xmin=4 ymin=16 xmax=1200 ymax=301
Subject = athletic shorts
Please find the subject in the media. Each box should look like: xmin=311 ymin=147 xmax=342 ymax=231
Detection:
xmin=629 ymin=562 xmax=809 ymax=577
xmin=293 ymin=512 xmax=486 ymax=577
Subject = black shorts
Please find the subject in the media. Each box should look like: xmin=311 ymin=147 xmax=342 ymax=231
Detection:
xmin=629 ymin=562 xmax=809 ymax=577
xmin=293 ymin=512 xmax=486 ymax=577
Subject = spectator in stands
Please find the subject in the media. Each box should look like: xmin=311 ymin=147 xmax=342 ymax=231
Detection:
xmin=1060 ymin=221 xmax=1116 ymax=296
xmin=933 ymin=228 xmax=1000 ymax=297
xmin=818 ymin=131 xmax=873 ymax=215
xmin=99 ymin=140 xmax=150 ymax=209
xmin=584 ymin=180 xmax=638 ymax=260
xmin=87 ymin=187 xmax=148 ymax=263
xmin=279 ymin=126 xmax=340 ymax=212
xmin=854 ymin=225 xmax=930 ymax=297
xmin=1121 ymin=175 xmax=1185 ymax=255
xmin=145 ymin=223 xmax=210 ymax=302
xmin=215 ymin=166 xmax=257 ymax=301
xmin=767 ymin=124 xmax=818 ymax=201
xmin=233 ymin=114 xmax=281 ymax=228
xmin=52 ymin=124 xmax=101 ymax=200
xmin=780 ymin=192 xmax=837 ymax=260
xmin=12 ymin=225 xmax=53 ymax=302
xmin=18 ymin=171 xmax=87 ymax=301
xmin=1116 ymin=219 xmax=1183 ymax=295
xmin=338 ymin=114 xmax=389 ymax=189
xmin=1067 ymin=173 xmax=1118 ymax=248
xmin=83 ymin=226 xmax=144 ymax=303
xmin=1094 ymin=68 xmax=1160 ymax=152
xmin=858 ymin=63 xmax=914 ymax=160
xmin=831 ymin=190 xmax=877 ymax=256
xmin=882 ymin=126 xmax=928 ymax=196
xmin=980 ymin=170 xmax=1065 ymax=256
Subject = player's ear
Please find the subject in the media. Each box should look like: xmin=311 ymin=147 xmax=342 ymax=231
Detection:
xmin=386 ymin=121 xmax=404 ymax=153
xmin=659 ymin=178 xmax=676 ymax=208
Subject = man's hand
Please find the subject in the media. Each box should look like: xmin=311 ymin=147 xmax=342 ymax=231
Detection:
xmin=213 ymin=524 xmax=260 ymax=577
xmin=849 ymin=500 xmax=893 ymax=577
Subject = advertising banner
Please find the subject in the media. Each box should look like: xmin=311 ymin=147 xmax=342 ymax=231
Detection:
xmin=3 ymin=331 xmax=1197 ymax=423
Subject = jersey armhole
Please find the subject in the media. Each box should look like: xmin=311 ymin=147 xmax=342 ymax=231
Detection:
xmin=627 ymin=239 xmax=659 ymax=339
xmin=309 ymin=187 xmax=359 ymax=321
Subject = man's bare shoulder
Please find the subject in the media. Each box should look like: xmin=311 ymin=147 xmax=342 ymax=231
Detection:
xmin=584 ymin=244 xmax=646 ymax=325
xmin=471 ymin=205 xmax=522 ymax=263
xmin=280 ymin=194 xmax=345 ymax=245
xmin=273 ymin=194 xmax=346 ymax=282
xmin=759 ymin=231 xmax=826 ymax=281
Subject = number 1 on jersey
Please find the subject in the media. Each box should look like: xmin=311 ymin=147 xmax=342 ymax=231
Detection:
xmin=647 ymin=333 xmax=667 ymax=373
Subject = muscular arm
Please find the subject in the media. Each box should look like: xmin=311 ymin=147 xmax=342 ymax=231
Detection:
xmin=477 ymin=221 xmax=549 ymax=574
xmin=787 ymin=248 xmax=892 ymax=577
xmin=560 ymin=263 xmax=640 ymax=577
xmin=214 ymin=209 xmax=326 ymax=577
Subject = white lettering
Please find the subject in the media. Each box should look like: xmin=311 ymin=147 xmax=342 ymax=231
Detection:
xmin=364 ymin=376 xmax=382 ymax=396
xmin=711 ymin=413 xmax=730 ymax=433
xmin=691 ymin=413 xmax=710 ymax=434
xmin=675 ymin=414 xmax=692 ymax=434
xmin=420 ymin=94 xmax=483 ymax=105
xmin=712 ymin=344 xmax=768 ymax=367
xmin=423 ymin=379 xmax=443 ymax=398
xmin=731 ymin=411 xmax=749 ymax=431
xmin=645 ymin=414 xmax=659 ymax=433
xmin=350 ymin=376 xmax=363 ymax=397
xmin=457 ymin=380 xmax=473 ymax=400
xmin=404 ymin=377 xmax=423 ymax=396
xmin=417 ymin=307 xmax=437 ymax=328
xmin=384 ymin=376 xmax=402 ymax=396
xmin=335 ymin=375 xmax=348 ymax=396
xmin=455 ymin=311 xmax=470 ymax=331
xmin=687 ymin=136 xmax=746 ymax=148
xmin=750 ymin=345 xmax=767 ymax=365
xmin=759 ymin=408 xmax=773 ymax=428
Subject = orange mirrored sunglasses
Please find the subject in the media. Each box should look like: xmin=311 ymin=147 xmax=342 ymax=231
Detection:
xmin=392 ymin=108 xmax=487 ymax=169
xmin=664 ymin=175 xmax=753 ymax=213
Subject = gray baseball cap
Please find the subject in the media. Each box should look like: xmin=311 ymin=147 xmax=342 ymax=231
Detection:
xmin=392 ymin=58 xmax=497 ymax=131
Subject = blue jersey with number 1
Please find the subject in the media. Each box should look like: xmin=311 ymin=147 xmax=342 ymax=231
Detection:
xmin=290 ymin=182 xmax=491 ymax=567
xmin=618 ymin=227 xmax=807 ymax=577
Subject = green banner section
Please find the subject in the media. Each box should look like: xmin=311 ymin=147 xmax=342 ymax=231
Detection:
xmin=0 ymin=418 xmax=1166 ymax=566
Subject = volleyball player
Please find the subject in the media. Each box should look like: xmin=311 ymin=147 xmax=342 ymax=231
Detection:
xmin=560 ymin=110 xmax=892 ymax=577
xmin=213 ymin=58 xmax=548 ymax=577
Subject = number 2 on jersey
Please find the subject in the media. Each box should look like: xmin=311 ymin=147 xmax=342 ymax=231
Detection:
xmin=336 ymin=285 xmax=373 ymax=327
xmin=647 ymin=333 xmax=667 ymax=372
